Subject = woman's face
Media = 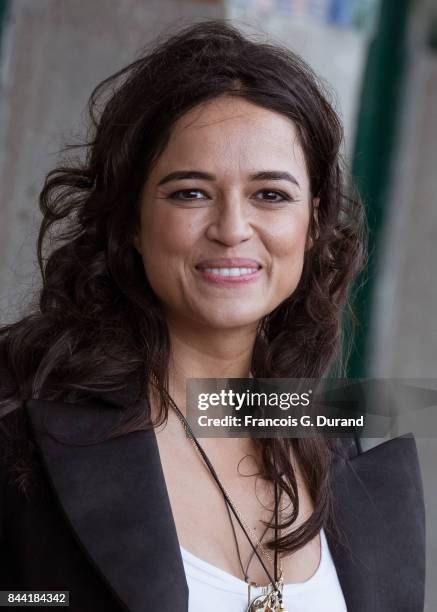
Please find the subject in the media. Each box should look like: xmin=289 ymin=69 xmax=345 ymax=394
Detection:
xmin=135 ymin=96 xmax=314 ymax=331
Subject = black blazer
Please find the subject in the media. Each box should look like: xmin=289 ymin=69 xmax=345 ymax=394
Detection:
xmin=0 ymin=390 xmax=426 ymax=612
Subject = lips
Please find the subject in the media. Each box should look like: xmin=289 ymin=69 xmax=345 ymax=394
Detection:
xmin=195 ymin=258 xmax=261 ymax=270
xmin=195 ymin=258 xmax=263 ymax=285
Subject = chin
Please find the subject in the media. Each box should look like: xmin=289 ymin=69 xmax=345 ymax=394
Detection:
xmin=195 ymin=309 xmax=264 ymax=331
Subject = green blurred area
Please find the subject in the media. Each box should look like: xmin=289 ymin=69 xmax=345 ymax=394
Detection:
xmin=347 ymin=0 xmax=410 ymax=377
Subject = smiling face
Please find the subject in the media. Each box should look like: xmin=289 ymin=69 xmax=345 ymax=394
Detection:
xmin=134 ymin=96 xmax=314 ymax=332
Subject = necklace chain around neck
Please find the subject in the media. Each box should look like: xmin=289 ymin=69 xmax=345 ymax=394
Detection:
xmin=153 ymin=376 xmax=283 ymax=587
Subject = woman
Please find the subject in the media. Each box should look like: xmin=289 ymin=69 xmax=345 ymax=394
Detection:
xmin=0 ymin=20 xmax=425 ymax=612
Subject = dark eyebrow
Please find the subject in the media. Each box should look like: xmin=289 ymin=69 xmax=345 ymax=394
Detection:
xmin=249 ymin=171 xmax=300 ymax=187
xmin=157 ymin=171 xmax=215 ymax=186
xmin=157 ymin=169 xmax=300 ymax=188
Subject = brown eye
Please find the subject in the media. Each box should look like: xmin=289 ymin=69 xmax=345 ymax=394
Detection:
xmin=255 ymin=190 xmax=291 ymax=203
xmin=169 ymin=189 xmax=209 ymax=200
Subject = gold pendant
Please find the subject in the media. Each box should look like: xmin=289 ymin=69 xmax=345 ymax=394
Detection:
xmin=247 ymin=591 xmax=275 ymax=611
xmin=247 ymin=589 xmax=287 ymax=611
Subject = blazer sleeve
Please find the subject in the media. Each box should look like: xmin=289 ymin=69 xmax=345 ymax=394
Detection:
xmin=0 ymin=408 xmax=14 ymax=583
xmin=0 ymin=424 xmax=5 ymax=567
xmin=0 ymin=342 xmax=24 ymax=577
xmin=0 ymin=395 xmax=33 ymax=587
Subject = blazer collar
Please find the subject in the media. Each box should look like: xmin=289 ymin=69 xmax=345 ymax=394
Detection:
xmin=25 ymin=392 xmax=424 ymax=612
xmin=26 ymin=395 xmax=188 ymax=611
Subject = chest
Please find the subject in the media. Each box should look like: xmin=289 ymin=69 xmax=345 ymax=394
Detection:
xmin=155 ymin=426 xmax=321 ymax=587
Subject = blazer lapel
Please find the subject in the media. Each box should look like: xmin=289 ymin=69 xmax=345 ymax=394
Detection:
xmin=26 ymin=396 xmax=188 ymax=612
xmin=326 ymin=435 xmax=425 ymax=612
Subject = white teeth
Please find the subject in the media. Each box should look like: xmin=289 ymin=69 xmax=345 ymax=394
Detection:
xmin=203 ymin=267 xmax=258 ymax=277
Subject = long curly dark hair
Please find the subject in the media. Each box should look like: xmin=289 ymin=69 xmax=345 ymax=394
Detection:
xmin=0 ymin=20 xmax=366 ymax=556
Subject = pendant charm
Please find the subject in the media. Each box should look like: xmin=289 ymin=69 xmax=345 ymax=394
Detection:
xmin=247 ymin=591 xmax=275 ymax=611
xmin=247 ymin=589 xmax=286 ymax=612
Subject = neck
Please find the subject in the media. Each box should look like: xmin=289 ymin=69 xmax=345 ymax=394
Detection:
xmin=165 ymin=318 xmax=258 ymax=415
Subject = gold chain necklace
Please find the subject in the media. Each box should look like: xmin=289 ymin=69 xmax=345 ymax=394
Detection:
xmin=152 ymin=377 xmax=288 ymax=611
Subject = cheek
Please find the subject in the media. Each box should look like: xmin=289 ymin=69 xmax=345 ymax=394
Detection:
xmin=269 ymin=214 xmax=310 ymax=260
xmin=139 ymin=208 xmax=198 ymax=274
xmin=268 ymin=215 xmax=310 ymax=297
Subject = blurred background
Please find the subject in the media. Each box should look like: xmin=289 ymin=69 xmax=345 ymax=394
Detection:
xmin=0 ymin=0 xmax=436 ymax=607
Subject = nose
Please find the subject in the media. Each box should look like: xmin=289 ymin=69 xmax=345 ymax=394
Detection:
xmin=205 ymin=192 xmax=254 ymax=246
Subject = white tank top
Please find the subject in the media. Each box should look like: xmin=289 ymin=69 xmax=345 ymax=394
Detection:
xmin=180 ymin=528 xmax=347 ymax=611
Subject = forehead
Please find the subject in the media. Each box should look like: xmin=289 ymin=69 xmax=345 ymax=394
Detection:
xmin=151 ymin=96 xmax=309 ymax=186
